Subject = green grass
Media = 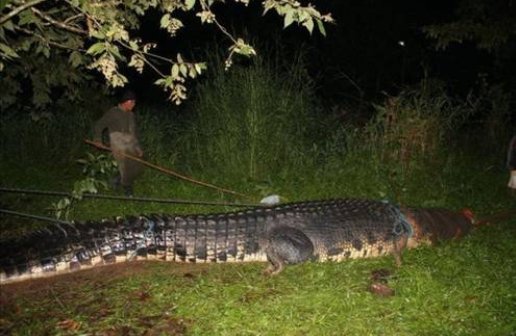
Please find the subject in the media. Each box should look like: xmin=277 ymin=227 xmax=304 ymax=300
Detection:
xmin=1 ymin=117 xmax=514 ymax=335
xmin=1 ymin=56 xmax=515 ymax=335
xmin=1 ymin=220 xmax=515 ymax=336
xmin=179 ymin=53 xmax=317 ymax=181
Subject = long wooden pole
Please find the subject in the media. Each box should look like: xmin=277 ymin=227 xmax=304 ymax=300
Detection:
xmin=84 ymin=139 xmax=254 ymax=200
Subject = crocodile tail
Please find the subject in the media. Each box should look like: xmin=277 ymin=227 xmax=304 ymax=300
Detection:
xmin=0 ymin=216 xmax=163 ymax=284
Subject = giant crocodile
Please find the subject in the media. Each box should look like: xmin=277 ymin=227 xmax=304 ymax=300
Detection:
xmin=0 ymin=198 xmax=475 ymax=284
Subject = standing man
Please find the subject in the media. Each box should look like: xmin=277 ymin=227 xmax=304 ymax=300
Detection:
xmin=93 ymin=90 xmax=144 ymax=197
xmin=508 ymin=134 xmax=516 ymax=190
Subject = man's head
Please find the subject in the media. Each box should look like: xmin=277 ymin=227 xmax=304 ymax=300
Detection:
xmin=119 ymin=90 xmax=136 ymax=112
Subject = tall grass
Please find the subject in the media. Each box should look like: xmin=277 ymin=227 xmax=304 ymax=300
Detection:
xmin=364 ymin=80 xmax=464 ymax=166
xmin=178 ymin=52 xmax=317 ymax=184
xmin=287 ymin=79 xmax=513 ymax=211
xmin=0 ymin=55 xmax=513 ymax=216
xmin=0 ymin=111 xmax=93 ymax=165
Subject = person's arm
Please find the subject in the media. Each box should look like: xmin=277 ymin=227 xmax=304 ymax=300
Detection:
xmin=134 ymin=146 xmax=144 ymax=157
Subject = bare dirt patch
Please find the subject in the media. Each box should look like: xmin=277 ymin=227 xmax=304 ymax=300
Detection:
xmin=0 ymin=261 xmax=215 ymax=335
xmin=0 ymin=261 xmax=212 ymax=302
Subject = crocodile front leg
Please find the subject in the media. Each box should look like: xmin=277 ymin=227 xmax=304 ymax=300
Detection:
xmin=263 ymin=226 xmax=314 ymax=276
xmin=392 ymin=232 xmax=409 ymax=266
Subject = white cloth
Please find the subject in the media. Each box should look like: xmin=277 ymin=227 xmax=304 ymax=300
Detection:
xmin=508 ymin=170 xmax=516 ymax=189
xmin=260 ymin=195 xmax=281 ymax=205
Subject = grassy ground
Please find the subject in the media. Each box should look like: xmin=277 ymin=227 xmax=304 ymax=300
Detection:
xmin=1 ymin=219 xmax=515 ymax=336
xmin=1 ymin=118 xmax=515 ymax=335
xmin=1 ymin=59 xmax=515 ymax=335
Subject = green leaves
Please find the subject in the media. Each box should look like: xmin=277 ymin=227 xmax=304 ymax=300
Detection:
xmin=284 ymin=9 xmax=294 ymax=28
xmin=196 ymin=10 xmax=215 ymax=24
xmin=90 ymin=29 xmax=106 ymax=39
xmin=263 ymin=0 xmax=334 ymax=36
xmin=229 ymin=38 xmax=256 ymax=57
xmin=422 ymin=0 xmax=515 ymax=52
xmin=1 ymin=0 xmax=332 ymax=109
xmin=160 ymin=13 xmax=184 ymax=36
xmin=51 ymin=153 xmax=117 ymax=219
xmin=224 ymin=38 xmax=256 ymax=70
xmin=0 ymin=0 xmax=9 ymax=12
xmin=2 ymin=20 xmax=15 ymax=31
xmin=69 ymin=50 xmax=83 ymax=68
xmin=77 ymin=152 xmax=118 ymax=177
xmin=128 ymin=54 xmax=144 ymax=73
xmin=88 ymin=53 xmax=128 ymax=88
xmin=0 ymin=42 xmax=19 ymax=59
xmin=316 ymin=18 xmax=326 ymax=37
xmin=185 ymin=0 xmax=196 ymax=10
xmin=155 ymin=53 xmax=207 ymax=105
xmin=17 ymin=10 xmax=37 ymax=27
xmin=86 ymin=42 xmax=106 ymax=55
xmin=160 ymin=13 xmax=171 ymax=28
xmin=105 ymin=22 xmax=129 ymax=42
xmin=51 ymin=197 xmax=71 ymax=220
xmin=302 ymin=17 xmax=314 ymax=34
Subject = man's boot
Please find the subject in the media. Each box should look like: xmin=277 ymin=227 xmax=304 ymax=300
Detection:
xmin=111 ymin=174 xmax=121 ymax=192
xmin=124 ymin=185 xmax=133 ymax=197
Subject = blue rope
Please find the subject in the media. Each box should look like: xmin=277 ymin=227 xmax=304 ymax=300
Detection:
xmin=144 ymin=217 xmax=156 ymax=238
xmin=382 ymin=200 xmax=413 ymax=237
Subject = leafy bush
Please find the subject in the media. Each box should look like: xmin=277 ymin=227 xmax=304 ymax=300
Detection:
xmin=365 ymin=85 xmax=463 ymax=167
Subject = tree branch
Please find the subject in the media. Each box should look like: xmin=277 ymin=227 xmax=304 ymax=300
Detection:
xmin=119 ymin=40 xmax=173 ymax=64
xmin=15 ymin=26 xmax=86 ymax=52
xmin=31 ymin=7 xmax=88 ymax=35
xmin=199 ymin=0 xmax=238 ymax=44
xmin=63 ymin=13 xmax=84 ymax=24
xmin=141 ymin=56 xmax=166 ymax=78
xmin=0 ymin=0 xmax=47 ymax=25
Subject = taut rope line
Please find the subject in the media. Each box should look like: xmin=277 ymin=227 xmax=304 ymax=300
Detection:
xmin=0 ymin=187 xmax=262 ymax=207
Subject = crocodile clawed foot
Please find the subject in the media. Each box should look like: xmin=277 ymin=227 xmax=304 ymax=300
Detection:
xmin=393 ymin=252 xmax=403 ymax=267
xmin=262 ymin=263 xmax=284 ymax=276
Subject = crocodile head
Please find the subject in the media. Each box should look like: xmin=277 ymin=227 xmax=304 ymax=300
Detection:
xmin=404 ymin=208 xmax=473 ymax=248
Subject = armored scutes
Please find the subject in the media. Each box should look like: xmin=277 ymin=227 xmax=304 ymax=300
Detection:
xmin=0 ymin=198 xmax=474 ymax=284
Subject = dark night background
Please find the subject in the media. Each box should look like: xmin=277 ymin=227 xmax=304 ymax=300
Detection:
xmin=125 ymin=0 xmax=516 ymax=116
